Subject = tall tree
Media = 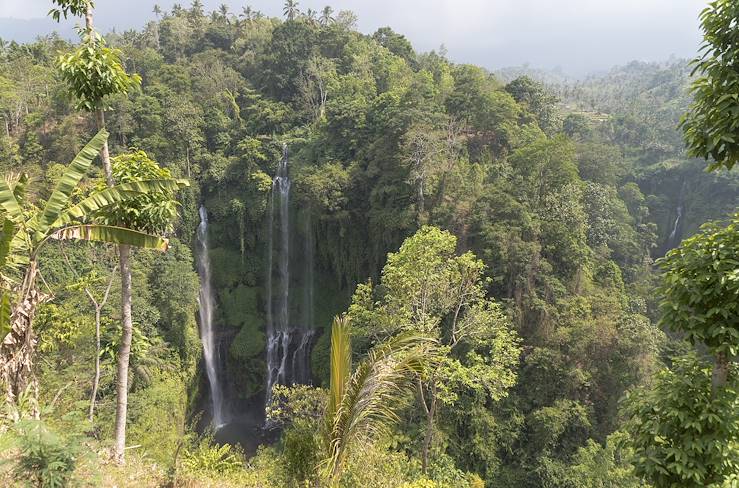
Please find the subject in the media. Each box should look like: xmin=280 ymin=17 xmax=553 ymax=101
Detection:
xmin=680 ymin=0 xmax=739 ymax=171
xmin=99 ymin=150 xmax=184 ymax=463
xmin=348 ymin=226 xmax=520 ymax=472
xmin=51 ymin=0 xmax=144 ymax=464
xmin=152 ymin=4 xmax=162 ymax=50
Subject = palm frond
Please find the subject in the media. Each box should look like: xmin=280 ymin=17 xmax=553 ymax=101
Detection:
xmin=321 ymin=331 xmax=433 ymax=484
xmin=327 ymin=315 xmax=352 ymax=425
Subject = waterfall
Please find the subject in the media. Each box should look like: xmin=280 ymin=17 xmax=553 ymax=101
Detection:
xmin=667 ymin=205 xmax=683 ymax=248
xmin=265 ymin=145 xmax=316 ymax=409
xmin=196 ymin=205 xmax=225 ymax=427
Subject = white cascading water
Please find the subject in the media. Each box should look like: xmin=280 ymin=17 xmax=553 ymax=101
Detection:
xmin=196 ymin=205 xmax=225 ymax=427
xmin=667 ymin=204 xmax=682 ymax=247
xmin=265 ymin=145 xmax=316 ymax=409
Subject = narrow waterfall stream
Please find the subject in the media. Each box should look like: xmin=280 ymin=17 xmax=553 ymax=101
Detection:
xmin=667 ymin=204 xmax=683 ymax=248
xmin=265 ymin=145 xmax=316 ymax=410
xmin=196 ymin=205 xmax=225 ymax=427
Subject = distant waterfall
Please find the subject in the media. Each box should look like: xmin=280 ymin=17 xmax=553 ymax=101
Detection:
xmin=265 ymin=145 xmax=315 ymax=408
xmin=196 ymin=206 xmax=225 ymax=427
xmin=667 ymin=204 xmax=683 ymax=249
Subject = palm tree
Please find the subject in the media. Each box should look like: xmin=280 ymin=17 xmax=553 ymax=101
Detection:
xmin=305 ymin=8 xmax=317 ymax=23
xmin=152 ymin=5 xmax=162 ymax=50
xmin=218 ymin=3 xmax=229 ymax=20
xmin=319 ymin=6 xmax=334 ymax=26
xmin=283 ymin=0 xmax=300 ymax=21
xmin=319 ymin=316 xmax=432 ymax=485
xmin=240 ymin=6 xmax=253 ymax=22
xmin=0 ymin=130 xmax=188 ymax=411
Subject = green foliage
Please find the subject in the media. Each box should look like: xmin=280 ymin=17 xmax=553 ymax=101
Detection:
xmin=623 ymin=354 xmax=739 ymax=487
xmin=680 ymin=0 xmax=739 ymax=171
xmin=282 ymin=420 xmax=320 ymax=485
xmin=182 ymin=434 xmax=244 ymax=475
xmin=99 ymin=150 xmax=181 ymax=233
xmin=266 ymin=384 xmax=326 ymax=427
xmin=126 ymin=371 xmax=187 ymax=464
xmin=563 ymin=432 xmax=643 ymax=488
xmin=57 ymin=32 xmax=141 ymax=112
xmin=657 ymin=214 xmax=739 ymax=356
xmin=48 ymin=0 xmax=91 ymax=22
xmin=12 ymin=420 xmax=80 ymax=488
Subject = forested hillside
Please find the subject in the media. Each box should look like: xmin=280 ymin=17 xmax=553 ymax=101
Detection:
xmin=0 ymin=1 xmax=737 ymax=487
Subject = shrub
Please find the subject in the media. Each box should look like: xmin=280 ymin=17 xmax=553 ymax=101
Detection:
xmin=13 ymin=420 xmax=79 ymax=488
xmin=182 ymin=435 xmax=243 ymax=476
xmin=282 ymin=420 xmax=319 ymax=484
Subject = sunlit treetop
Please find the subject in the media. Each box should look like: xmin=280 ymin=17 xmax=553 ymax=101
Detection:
xmin=680 ymin=0 xmax=739 ymax=171
xmin=57 ymin=31 xmax=141 ymax=112
xmin=48 ymin=0 xmax=92 ymax=22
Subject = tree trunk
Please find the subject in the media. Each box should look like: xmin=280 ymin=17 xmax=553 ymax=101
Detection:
xmin=418 ymin=379 xmax=437 ymax=474
xmin=185 ymin=145 xmax=191 ymax=178
xmin=95 ymin=110 xmax=113 ymax=185
xmin=88 ymin=306 xmax=102 ymax=422
xmin=85 ymin=4 xmax=94 ymax=33
xmin=712 ymin=351 xmax=729 ymax=396
xmin=88 ymin=268 xmax=114 ymax=423
xmin=421 ymin=394 xmax=436 ymax=474
xmin=113 ymin=244 xmax=132 ymax=464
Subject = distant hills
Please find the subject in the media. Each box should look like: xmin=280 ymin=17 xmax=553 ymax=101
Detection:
xmin=0 ymin=17 xmax=77 ymax=43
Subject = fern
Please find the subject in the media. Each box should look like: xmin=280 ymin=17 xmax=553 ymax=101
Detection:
xmin=182 ymin=435 xmax=244 ymax=475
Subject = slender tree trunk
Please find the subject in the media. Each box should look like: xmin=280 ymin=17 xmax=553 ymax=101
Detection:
xmin=185 ymin=145 xmax=191 ymax=178
xmin=114 ymin=245 xmax=133 ymax=464
xmin=418 ymin=379 xmax=437 ymax=474
xmin=95 ymin=110 xmax=113 ymax=185
xmin=87 ymin=268 xmax=114 ymax=423
xmin=421 ymin=395 xmax=436 ymax=473
xmin=712 ymin=351 xmax=729 ymax=396
xmin=85 ymin=4 xmax=94 ymax=33
xmin=88 ymin=306 xmax=102 ymax=422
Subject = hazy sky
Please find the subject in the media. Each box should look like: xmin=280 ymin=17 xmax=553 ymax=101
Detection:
xmin=0 ymin=0 xmax=708 ymax=75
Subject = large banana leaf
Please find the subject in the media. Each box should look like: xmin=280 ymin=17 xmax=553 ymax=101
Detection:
xmin=0 ymin=218 xmax=16 ymax=270
xmin=48 ymin=224 xmax=168 ymax=252
xmin=35 ymin=129 xmax=108 ymax=236
xmin=0 ymin=180 xmax=23 ymax=222
xmin=51 ymin=179 xmax=189 ymax=228
xmin=0 ymin=292 xmax=10 ymax=342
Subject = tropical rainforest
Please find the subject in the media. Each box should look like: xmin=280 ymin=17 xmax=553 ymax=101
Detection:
xmin=0 ymin=1 xmax=738 ymax=487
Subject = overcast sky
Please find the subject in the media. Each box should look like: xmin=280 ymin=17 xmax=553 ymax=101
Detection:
xmin=0 ymin=0 xmax=708 ymax=75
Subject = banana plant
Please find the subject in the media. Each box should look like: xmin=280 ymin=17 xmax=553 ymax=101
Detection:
xmin=0 ymin=129 xmax=188 ymax=410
